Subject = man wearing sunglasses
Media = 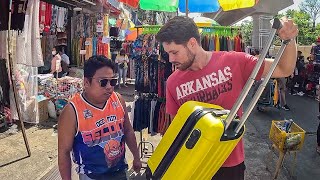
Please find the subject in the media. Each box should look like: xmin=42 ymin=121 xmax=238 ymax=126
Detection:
xmin=58 ymin=55 xmax=142 ymax=180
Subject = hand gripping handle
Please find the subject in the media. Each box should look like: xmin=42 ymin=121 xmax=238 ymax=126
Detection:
xmin=224 ymin=18 xmax=291 ymax=134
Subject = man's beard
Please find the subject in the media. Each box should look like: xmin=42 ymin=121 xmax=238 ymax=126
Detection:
xmin=178 ymin=47 xmax=196 ymax=71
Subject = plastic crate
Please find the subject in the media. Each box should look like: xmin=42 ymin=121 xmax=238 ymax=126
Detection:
xmin=269 ymin=120 xmax=305 ymax=153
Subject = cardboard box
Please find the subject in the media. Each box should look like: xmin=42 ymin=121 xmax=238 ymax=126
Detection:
xmin=38 ymin=99 xmax=49 ymax=123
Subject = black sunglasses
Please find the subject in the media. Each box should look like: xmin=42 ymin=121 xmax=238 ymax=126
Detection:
xmin=90 ymin=77 xmax=118 ymax=87
xmin=100 ymin=78 xmax=118 ymax=87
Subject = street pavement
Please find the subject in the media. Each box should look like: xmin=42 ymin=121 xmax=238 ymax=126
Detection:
xmin=244 ymin=91 xmax=320 ymax=179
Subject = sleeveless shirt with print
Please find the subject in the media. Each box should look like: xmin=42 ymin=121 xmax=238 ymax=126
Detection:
xmin=70 ymin=92 xmax=127 ymax=174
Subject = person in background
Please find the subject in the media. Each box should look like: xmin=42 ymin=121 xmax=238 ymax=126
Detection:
xmin=311 ymin=37 xmax=320 ymax=62
xmin=277 ymin=78 xmax=290 ymax=110
xmin=51 ymin=46 xmax=63 ymax=78
xmin=290 ymin=51 xmax=305 ymax=96
xmin=56 ymin=45 xmax=70 ymax=76
xmin=58 ymin=55 xmax=141 ymax=180
xmin=116 ymin=49 xmax=129 ymax=88
xmin=111 ymin=50 xmax=118 ymax=73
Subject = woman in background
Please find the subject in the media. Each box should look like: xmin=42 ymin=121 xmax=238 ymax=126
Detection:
xmin=115 ymin=49 xmax=129 ymax=88
xmin=50 ymin=46 xmax=63 ymax=78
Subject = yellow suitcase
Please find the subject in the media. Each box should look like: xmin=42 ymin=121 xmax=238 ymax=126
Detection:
xmin=146 ymin=18 xmax=289 ymax=179
xmin=146 ymin=101 xmax=244 ymax=179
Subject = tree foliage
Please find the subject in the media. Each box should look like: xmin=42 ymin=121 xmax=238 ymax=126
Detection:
xmin=240 ymin=20 xmax=253 ymax=46
xmin=277 ymin=9 xmax=320 ymax=45
xmin=299 ymin=0 xmax=320 ymax=29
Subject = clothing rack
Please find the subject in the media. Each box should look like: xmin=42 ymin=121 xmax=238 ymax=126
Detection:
xmin=135 ymin=92 xmax=157 ymax=161
xmin=133 ymin=24 xmax=240 ymax=35
xmin=131 ymin=31 xmax=172 ymax=162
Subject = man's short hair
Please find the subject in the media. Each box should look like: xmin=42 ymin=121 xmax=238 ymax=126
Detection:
xmin=84 ymin=55 xmax=116 ymax=81
xmin=155 ymin=16 xmax=200 ymax=45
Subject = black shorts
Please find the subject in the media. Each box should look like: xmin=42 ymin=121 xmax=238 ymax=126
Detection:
xmin=212 ymin=162 xmax=246 ymax=180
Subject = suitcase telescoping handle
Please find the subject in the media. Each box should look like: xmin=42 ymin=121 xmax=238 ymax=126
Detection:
xmin=224 ymin=18 xmax=292 ymax=134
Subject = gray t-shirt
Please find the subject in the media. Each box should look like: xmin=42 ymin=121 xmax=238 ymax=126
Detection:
xmin=61 ymin=54 xmax=70 ymax=65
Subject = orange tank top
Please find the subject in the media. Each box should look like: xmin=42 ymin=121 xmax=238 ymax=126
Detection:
xmin=70 ymin=92 xmax=127 ymax=174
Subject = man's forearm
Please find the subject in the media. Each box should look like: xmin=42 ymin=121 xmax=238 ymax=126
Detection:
xmin=125 ymin=129 xmax=140 ymax=160
xmin=278 ymin=39 xmax=297 ymax=76
xmin=58 ymin=152 xmax=72 ymax=180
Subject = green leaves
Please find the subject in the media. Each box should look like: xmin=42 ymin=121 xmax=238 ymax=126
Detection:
xmin=240 ymin=20 xmax=253 ymax=46
xmin=277 ymin=9 xmax=320 ymax=45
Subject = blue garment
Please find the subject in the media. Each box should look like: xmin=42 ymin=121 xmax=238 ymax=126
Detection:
xmin=92 ymin=37 xmax=97 ymax=56
xmin=314 ymin=45 xmax=320 ymax=63
xmin=209 ymin=37 xmax=215 ymax=51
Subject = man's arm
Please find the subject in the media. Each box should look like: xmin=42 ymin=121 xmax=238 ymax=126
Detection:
xmin=263 ymin=17 xmax=298 ymax=78
xmin=58 ymin=104 xmax=77 ymax=180
xmin=116 ymin=93 xmax=141 ymax=171
xmin=264 ymin=40 xmax=297 ymax=78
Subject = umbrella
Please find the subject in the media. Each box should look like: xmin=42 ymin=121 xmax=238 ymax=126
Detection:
xmin=138 ymin=0 xmax=258 ymax=16
xmin=193 ymin=16 xmax=220 ymax=26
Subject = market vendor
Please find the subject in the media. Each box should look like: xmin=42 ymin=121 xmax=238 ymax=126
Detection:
xmin=50 ymin=46 xmax=63 ymax=78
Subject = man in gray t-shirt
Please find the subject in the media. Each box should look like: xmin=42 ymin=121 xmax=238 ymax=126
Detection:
xmin=56 ymin=46 xmax=69 ymax=75
xmin=61 ymin=53 xmax=70 ymax=65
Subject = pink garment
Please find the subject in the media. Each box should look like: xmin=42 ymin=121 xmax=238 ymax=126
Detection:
xmin=165 ymin=51 xmax=265 ymax=167
xmin=4 ymin=107 xmax=12 ymax=124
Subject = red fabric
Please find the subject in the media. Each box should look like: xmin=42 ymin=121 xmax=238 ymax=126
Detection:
xmin=39 ymin=2 xmax=52 ymax=33
xmin=97 ymin=38 xmax=109 ymax=57
xmin=44 ymin=3 xmax=52 ymax=32
xmin=39 ymin=1 xmax=46 ymax=32
xmin=118 ymin=0 xmax=139 ymax=8
xmin=306 ymin=63 xmax=314 ymax=75
xmin=234 ymin=36 xmax=242 ymax=52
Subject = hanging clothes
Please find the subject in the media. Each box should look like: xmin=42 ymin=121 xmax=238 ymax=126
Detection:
xmin=97 ymin=37 xmax=110 ymax=58
xmin=132 ymin=34 xmax=172 ymax=94
xmin=56 ymin=6 xmax=67 ymax=32
xmin=227 ymin=37 xmax=234 ymax=51
xmin=132 ymin=96 xmax=167 ymax=134
xmin=234 ymin=35 xmax=243 ymax=52
xmin=11 ymin=0 xmax=28 ymax=31
xmin=92 ymin=37 xmax=97 ymax=56
xmin=39 ymin=1 xmax=52 ymax=33
xmin=96 ymin=13 xmax=103 ymax=37
xmin=50 ymin=5 xmax=58 ymax=33
xmin=103 ymin=14 xmax=109 ymax=37
xmin=0 ymin=59 xmax=10 ymax=107
xmin=24 ymin=0 xmax=44 ymax=67
xmin=219 ymin=36 xmax=224 ymax=51
xmin=215 ymin=35 xmax=220 ymax=51
xmin=16 ymin=31 xmax=27 ymax=65
xmin=209 ymin=35 xmax=215 ymax=51
xmin=72 ymin=37 xmax=79 ymax=66
xmin=0 ymin=0 xmax=9 ymax=31
xmin=85 ymin=38 xmax=93 ymax=60
xmin=84 ymin=14 xmax=90 ymax=38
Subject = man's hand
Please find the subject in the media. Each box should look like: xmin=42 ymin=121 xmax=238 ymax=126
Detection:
xmin=133 ymin=158 xmax=142 ymax=173
xmin=277 ymin=17 xmax=299 ymax=41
